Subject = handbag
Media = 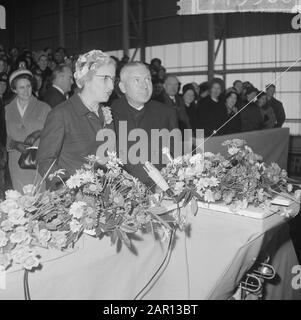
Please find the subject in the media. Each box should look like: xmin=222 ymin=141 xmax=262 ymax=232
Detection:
xmin=18 ymin=146 xmax=38 ymax=169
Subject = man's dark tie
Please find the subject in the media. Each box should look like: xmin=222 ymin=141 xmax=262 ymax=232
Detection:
xmin=97 ymin=105 xmax=105 ymax=128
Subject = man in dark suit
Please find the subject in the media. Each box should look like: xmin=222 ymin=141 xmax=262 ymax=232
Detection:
xmin=155 ymin=75 xmax=191 ymax=132
xmin=42 ymin=64 xmax=73 ymax=108
xmin=266 ymin=84 xmax=286 ymax=128
xmin=37 ymin=52 xmax=116 ymax=189
xmin=111 ymin=62 xmax=178 ymax=189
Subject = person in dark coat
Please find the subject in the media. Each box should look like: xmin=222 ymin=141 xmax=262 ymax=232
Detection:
xmin=182 ymin=83 xmax=197 ymax=134
xmin=221 ymin=91 xmax=242 ymax=135
xmin=240 ymin=87 xmax=264 ymax=132
xmin=37 ymin=50 xmax=116 ymax=190
xmin=111 ymin=62 xmax=178 ymax=189
xmin=42 ymin=64 xmax=74 ymax=108
xmin=195 ymin=79 xmax=228 ymax=137
xmin=154 ymin=75 xmax=191 ymax=133
xmin=266 ymin=84 xmax=286 ymax=128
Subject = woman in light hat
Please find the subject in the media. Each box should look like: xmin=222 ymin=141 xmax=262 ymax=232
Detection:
xmin=37 ymin=50 xmax=116 ymax=190
xmin=5 ymin=68 xmax=51 ymax=192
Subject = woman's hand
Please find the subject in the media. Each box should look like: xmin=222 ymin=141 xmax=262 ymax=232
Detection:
xmin=8 ymin=140 xmax=31 ymax=153
xmin=24 ymin=130 xmax=41 ymax=145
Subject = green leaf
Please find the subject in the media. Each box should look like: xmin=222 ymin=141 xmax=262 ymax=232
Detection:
xmin=120 ymin=223 xmax=138 ymax=233
xmin=149 ymin=211 xmax=171 ymax=230
xmin=111 ymin=230 xmax=118 ymax=245
xmin=116 ymin=229 xmax=131 ymax=248
xmin=175 ymin=189 xmax=187 ymax=203
xmin=190 ymin=198 xmax=198 ymax=216
xmin=183 ymin=190 xmax=192 ymax=207
xmin=159 ymin=214 xmax=176 ymax=223
xmin=102 ymin=185 xmax=111 ymax=205
xmin=148 ymin=206 xmax=168 ymax=215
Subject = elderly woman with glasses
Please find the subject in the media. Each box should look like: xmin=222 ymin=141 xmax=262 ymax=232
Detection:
xmin=37 ymin=50 xmax=116 ymax=190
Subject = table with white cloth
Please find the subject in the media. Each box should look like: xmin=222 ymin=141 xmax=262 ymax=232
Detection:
xmin=1 ymin=204 xmax=300 ymax=300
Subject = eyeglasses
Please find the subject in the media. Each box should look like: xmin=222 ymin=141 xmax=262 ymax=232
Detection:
xmin=94 ymin=74 xmax=117 ymax=84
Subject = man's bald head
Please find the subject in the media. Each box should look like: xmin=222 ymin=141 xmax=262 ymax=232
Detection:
xmin=119 ymin=62 xmax=149 ymax=83
xmin=164 ymin=75 xmax=179 ymax=97
xmin=119 ymin=62 xmax=153 ymax=108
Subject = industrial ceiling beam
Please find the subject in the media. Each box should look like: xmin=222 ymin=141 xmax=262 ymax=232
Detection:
xmin=122 ymin=0 xmax=130 ymax=57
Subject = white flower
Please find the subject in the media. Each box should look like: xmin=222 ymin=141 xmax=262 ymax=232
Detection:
xmin=70 ymin=219 xmax=82 ymax=233
xmin=0 ymin=253 xmax=12 ymax=270
xmin=22 ymin=184 xmax=35 ymax=195
xmin=10 ymin=227 xmax=30 ymax=244
xmin=204 ymin=152 xmax=215 ymax=158
xmin=0 ymin=199 xmax=19 ymax=213
xmin=5 ymin=190 xmax=22 ymax=201
xmin=38 ymin=229 xmax=51 ymax=246
xmin=51 ymin=231 xmax=67 ymax=248
xmin=204 ymin=189 xmax=215 ymax=203
xmin=0 ymin=230 xmax=8 ymax=248
xmin=80 ymin=171 xmax=94 ymax=184
xmin=189 ymin=153 xmax=203 ymax=165
xmin=208 ymin=176 xmax=219 ymax=187
xmin=66 ymin=174 xmax=82 ymax=189
xmin=294 ymin=189 xmax=301 ymax=200
xmin=12 ymin=246 xmax=31 ymax=264
xmin=8 ymin=208 xmax=27 ymax=225
xmin=69 ymin=201 xmax=86 ymax=219
xmin=1 ymin=220 xmax=14 ymax=232
xmin=172 ymin=157 xmax=183 ymax=166
xmin=184 ymin=167 xmax=195 ymax=177
xmin=101 ymin=106 xmax=113 ymax=125
xmin=174 ymin=181 xmax=185 ymax=193
xmin=18 ymin=195 xmax=36 ymax=211
xmin=228 ymin=147 xmax=239 ymax=156
xmin=22 ymin=254 xmax=40 ymax=270
xmin=89 ymin=184 xmax=98 ymax=192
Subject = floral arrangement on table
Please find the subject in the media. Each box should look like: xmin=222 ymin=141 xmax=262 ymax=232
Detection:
xmin=0 ymin=140 xmax=300 ymax=272
xmin=160 ymin=139 xmax=301 ymax=214
xmin=0 ymin=152 xmax=177 ymax=272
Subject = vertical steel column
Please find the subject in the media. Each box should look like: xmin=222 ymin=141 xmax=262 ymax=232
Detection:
xmin=222 ymin=14 xmax=227 ymax=84
xmin=139 ymin=0 xmax=145 ymax=62
xmin=59 ymin=0 xmax=65 ymax=47
xmin=122 ymin=0 xmax=130 ymax=57
xmin=75 ymin=0 xmax=80 ymax=53
xmin=207 ymin=14 xmax=215 ymax=82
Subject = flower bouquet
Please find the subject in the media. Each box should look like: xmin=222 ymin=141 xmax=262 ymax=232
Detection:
xmin=0 ymin=152 xmax=177 ymax=272
xmin=159 ymin=139 xmax=301 ymax=218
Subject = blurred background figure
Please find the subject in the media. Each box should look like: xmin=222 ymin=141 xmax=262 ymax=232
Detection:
xmin=257 ymin=91 xmax=276 ymax=129
xmin=240 ymin=87 xmax=264 ymax=132
xmin=195 ymin=79 xmax=227 ymax=137
xmin=42 ymin=64 xmax=73 ymax=108
xmin=266 ymin=84 xmax=286 ymax=128
xmin=182 ymin=83 xmax=197 ymax=132
xmin=33 ymin=51 xmax=52 ymax=98
xmin=221 ymin=91 xmax=241 ymax=135
xmin=155 ymin=74 xmax=191 ymax=132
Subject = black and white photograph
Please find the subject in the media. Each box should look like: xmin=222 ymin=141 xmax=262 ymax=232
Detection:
xmin=0 ymin=0 xmax=301 ymax=305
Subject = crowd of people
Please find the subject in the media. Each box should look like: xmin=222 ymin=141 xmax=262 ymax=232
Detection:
xmin=0 ymin=45 xmax=286 ymax=199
